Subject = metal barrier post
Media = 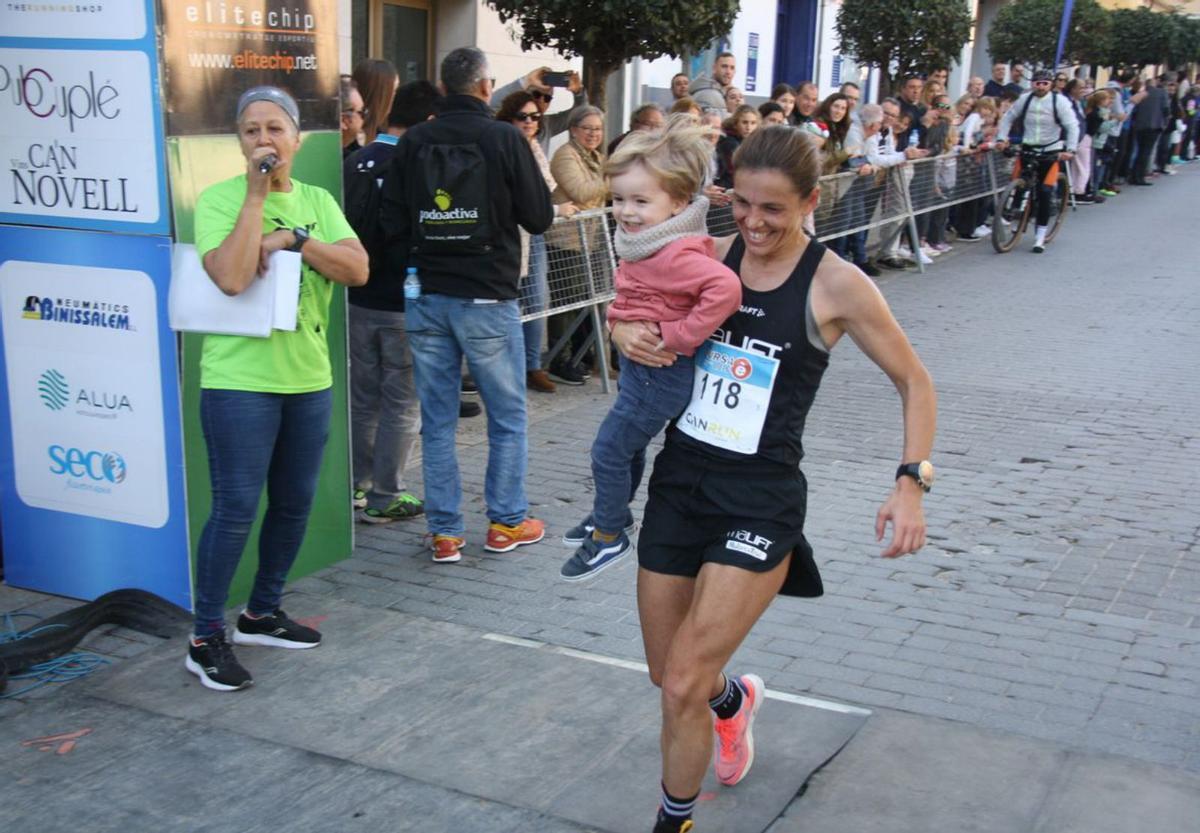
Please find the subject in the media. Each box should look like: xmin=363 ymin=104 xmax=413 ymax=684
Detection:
xmin=900 ymin=165 xmax=925 ymax=274
xmin=576 ymin=214 xmax=612 ymax=395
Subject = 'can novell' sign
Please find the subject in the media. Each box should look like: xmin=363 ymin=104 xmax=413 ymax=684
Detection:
xmin=0 ymin=53 xmax=159 ymax=225
xmin=0 ymin=0 xmax=168 ymax=234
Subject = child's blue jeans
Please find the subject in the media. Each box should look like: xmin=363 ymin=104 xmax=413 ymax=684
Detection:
xmin=590 ymin=352 xmax=695 ymax=535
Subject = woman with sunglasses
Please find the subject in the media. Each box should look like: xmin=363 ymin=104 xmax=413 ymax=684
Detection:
xmin=495 ymin=91 xmax=579 ymax=394
xmin=491 ymin=66 xmax=587 ymax=156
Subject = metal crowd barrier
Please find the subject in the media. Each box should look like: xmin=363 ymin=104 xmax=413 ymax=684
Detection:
xmin=517 ymin=150 xmax=1015 ymax=388
xmin=519 ymin=208 xmax=618 ymax=392
xmin=706 ymin=148 xmax=1014 ymax=272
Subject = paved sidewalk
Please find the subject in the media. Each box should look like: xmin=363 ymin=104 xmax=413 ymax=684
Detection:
xmin=322 ymin=164 xmax=1200 ymax=772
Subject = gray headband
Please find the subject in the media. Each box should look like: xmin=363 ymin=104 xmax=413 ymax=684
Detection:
xmin=236 ymin=86 xmax=301 ymax=129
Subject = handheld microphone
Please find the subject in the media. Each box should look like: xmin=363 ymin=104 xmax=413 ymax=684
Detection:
xmin=258 ymin=154 xmax=278 ymax=175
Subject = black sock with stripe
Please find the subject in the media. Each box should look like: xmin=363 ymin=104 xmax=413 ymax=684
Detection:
xmin=708 ymin=673 xmax=744 ymax=720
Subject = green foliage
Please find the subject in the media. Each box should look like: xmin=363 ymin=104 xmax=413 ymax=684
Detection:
xmin=835 ymin=0 xmax=973 ymax=89
xmin=484 ymin=0 xmax=739 ymax=108
xmin=1107 ymin=8 xmax=1174 ymax=69
xmin=987 ymin=0 xmax=1111 ymax=69
xmin=1164 ymin=13 xmax=1200 ymax=67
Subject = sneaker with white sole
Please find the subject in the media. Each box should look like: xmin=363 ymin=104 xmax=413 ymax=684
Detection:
xmin=431 ymin=534 xmax=465 ymax=563
xmin=562 ymin=512 xmax=637 ymax=546
xmin=560 ymin=531 xmax=633 ymax=581
xmin=232 ymin=609 xmax=321 ymax=649
xmin=352 ymin=488 xmax=367 ymax=509
xmin=361 ymin=492 xmax=424 ymax=524
xmin=185 ymin=631 xmax=253 ymax=692
xmin=714 ymin=673 xmax=764 ymax=786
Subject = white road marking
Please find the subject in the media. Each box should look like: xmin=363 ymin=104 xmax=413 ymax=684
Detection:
xmin=482 ymin=633 xmax=872 ymax=716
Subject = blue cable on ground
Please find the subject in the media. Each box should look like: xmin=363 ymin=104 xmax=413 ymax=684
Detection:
xmin=1 ymin=611 xmax=111 ymax=699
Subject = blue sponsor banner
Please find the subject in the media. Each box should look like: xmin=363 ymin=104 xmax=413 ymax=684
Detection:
xmin=0 ymin=225 xmax=190 ymax=609
xmin=0 ymin=0 xmax=169 ymax=235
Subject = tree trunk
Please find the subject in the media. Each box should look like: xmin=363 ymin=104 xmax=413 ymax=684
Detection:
xmin=878 ymin=73 xmax=896 ymax=99
xmin=583 ymin=56 xmax=619 ymax=114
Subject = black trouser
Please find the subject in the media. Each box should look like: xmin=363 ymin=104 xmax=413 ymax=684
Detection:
xmin=1113 ymin=129 xmax=1135 ymax=180
xmin=1026 ymin=155 xmax=1058 ymax=228
xmin=1155 ymin=126 xmax=1173 ymax=171
xmin=1131 ymin=129 xmax=1161 ymax=182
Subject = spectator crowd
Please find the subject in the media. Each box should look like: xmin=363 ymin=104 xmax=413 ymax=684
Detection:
xmin=332 ymin=48 xmax=1199 ymax=534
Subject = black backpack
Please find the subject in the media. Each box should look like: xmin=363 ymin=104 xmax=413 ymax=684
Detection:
xmin=408 ymin=141 xmax=494 ymax=255
xmin=342 ymin=144 xmax=393 ymax=258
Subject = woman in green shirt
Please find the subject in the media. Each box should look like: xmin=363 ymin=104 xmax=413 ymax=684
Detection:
xmin=186 ymin=87 xmax=368 ymax=692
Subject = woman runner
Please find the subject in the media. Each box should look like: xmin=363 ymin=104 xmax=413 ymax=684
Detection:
xmin=610 ymin=125 xmax=937 ymax=832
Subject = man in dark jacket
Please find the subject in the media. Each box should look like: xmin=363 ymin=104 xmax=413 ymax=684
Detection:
xmin=379 ymin=47 xmax=554 ymax=564
xmin=1130 ymin=76 xmax=1169 ymax=185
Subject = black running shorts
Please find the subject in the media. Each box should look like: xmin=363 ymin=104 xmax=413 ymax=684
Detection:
xmin=637 ymin=446 xmax=824 ymax=597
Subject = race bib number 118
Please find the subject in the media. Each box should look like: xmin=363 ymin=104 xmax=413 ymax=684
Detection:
xmin=676 ymin=340 xmax=779 ymax=455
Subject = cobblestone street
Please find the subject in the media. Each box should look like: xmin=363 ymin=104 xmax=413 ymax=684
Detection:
xmin=311 ymin=164 xmax=1200 ymax=772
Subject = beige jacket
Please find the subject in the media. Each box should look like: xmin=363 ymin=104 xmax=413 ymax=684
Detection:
xmin=549 ymin=141 xmax=607 ymax=209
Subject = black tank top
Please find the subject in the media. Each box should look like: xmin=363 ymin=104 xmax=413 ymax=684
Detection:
xmin=666 ymin=236 xmax=830 ymax=471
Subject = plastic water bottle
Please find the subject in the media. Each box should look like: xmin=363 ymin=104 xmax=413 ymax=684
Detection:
xmin=403 ymin=267 xmax=421 ymax=301
xmin=909 ymin=128 xmax=920 ymax=148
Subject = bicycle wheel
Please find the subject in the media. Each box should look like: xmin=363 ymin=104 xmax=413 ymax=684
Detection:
xmin=1044 ymin=173 xmax=1070 ymax=244
xmin=991 ymin=180 xmax=1030 ymax=253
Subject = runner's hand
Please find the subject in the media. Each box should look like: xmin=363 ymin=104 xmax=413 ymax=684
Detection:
xmin=875 ymin=480 xmax=926 ymax=558
xmin=610 ymin=321 xmax=675 ymax=367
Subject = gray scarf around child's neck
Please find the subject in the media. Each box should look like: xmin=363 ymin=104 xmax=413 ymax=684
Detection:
xmin=613 ymin=195 xmax=711 ymax=262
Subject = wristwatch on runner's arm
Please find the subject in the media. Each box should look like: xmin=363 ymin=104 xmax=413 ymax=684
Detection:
xmin=896 ymin=461 xmax=935 ymax=493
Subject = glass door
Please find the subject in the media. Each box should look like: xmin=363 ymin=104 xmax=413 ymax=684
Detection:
xmin=374 ymin=0 xmax=431 ymax=84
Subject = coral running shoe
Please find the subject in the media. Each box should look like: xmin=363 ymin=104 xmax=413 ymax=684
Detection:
xmin=484 ymin=518 xmax=545 ymax=553
xmin=431 ymin=535 xmax=465 ymax=563
xmin=713 ymin=673 xmax=764 ymax=786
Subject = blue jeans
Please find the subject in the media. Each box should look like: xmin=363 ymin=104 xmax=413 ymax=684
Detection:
xmin=406 ymin=293 xmax=528 ymax=535
xmin=520 ymin=234 xmax=548 ymax=371
xmin=193 ymin=388 xmax=332 ymax=636
xmin=590 ymin=353 xmax=695 ymax=534
xmin=830 ymin=178 xmax=869 ymax=263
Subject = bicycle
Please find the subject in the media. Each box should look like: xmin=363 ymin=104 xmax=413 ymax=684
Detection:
xmin=991 ymin=147 xmax=1070 ymax=253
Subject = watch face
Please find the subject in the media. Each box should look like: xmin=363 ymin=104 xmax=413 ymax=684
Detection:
xmin=918 ymin=460 xmax=935 ymax=487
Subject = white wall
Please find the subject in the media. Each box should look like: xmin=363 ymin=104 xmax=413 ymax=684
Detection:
xmin=814 ymin=0 xmax=870 ymax=98
xmin=728 ymin=0 xmax=778 ymax=96
xmin=474 ymin=1 xmax=581 ymax=95
xmin=339 ymin=0 xmax=353 ymax=74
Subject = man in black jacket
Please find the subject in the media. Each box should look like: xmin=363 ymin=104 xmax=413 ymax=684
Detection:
xmin=1129 ymin=76 xmax=1169 ymax=186
xmin=379 ymin=47 xmax=554 ymax=564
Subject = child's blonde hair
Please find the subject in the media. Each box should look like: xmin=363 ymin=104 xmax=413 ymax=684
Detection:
xmin=605 ymin=126 xmax=713 ymax=204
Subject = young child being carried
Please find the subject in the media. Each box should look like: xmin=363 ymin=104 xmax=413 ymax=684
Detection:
xmin=560 ymin=126 xmax=742 ymax=582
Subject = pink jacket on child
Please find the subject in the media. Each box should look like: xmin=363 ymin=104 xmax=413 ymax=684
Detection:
xmin=606 ymin=236 xmax=742 ymax=357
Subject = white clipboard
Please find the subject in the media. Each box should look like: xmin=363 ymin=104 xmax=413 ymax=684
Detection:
xmin=168 ymin=244 xmax=301 ymax=337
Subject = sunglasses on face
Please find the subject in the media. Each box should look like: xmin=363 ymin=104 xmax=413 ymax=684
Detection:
xmin=530 ymin=91 xmax=553 ymax=102
xmin=936 ymin=102 xmax=951 ymax=110
xmin=515 ymin=112 xmax=542 ymax=122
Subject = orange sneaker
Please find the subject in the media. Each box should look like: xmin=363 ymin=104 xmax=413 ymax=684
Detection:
xmin=431 ymin=534 xmax=464 ymax=563
xmin=713 ymin=673 xmax=764 ymax=786
xmin=484 ymin=518 xmax=545 ymax=553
